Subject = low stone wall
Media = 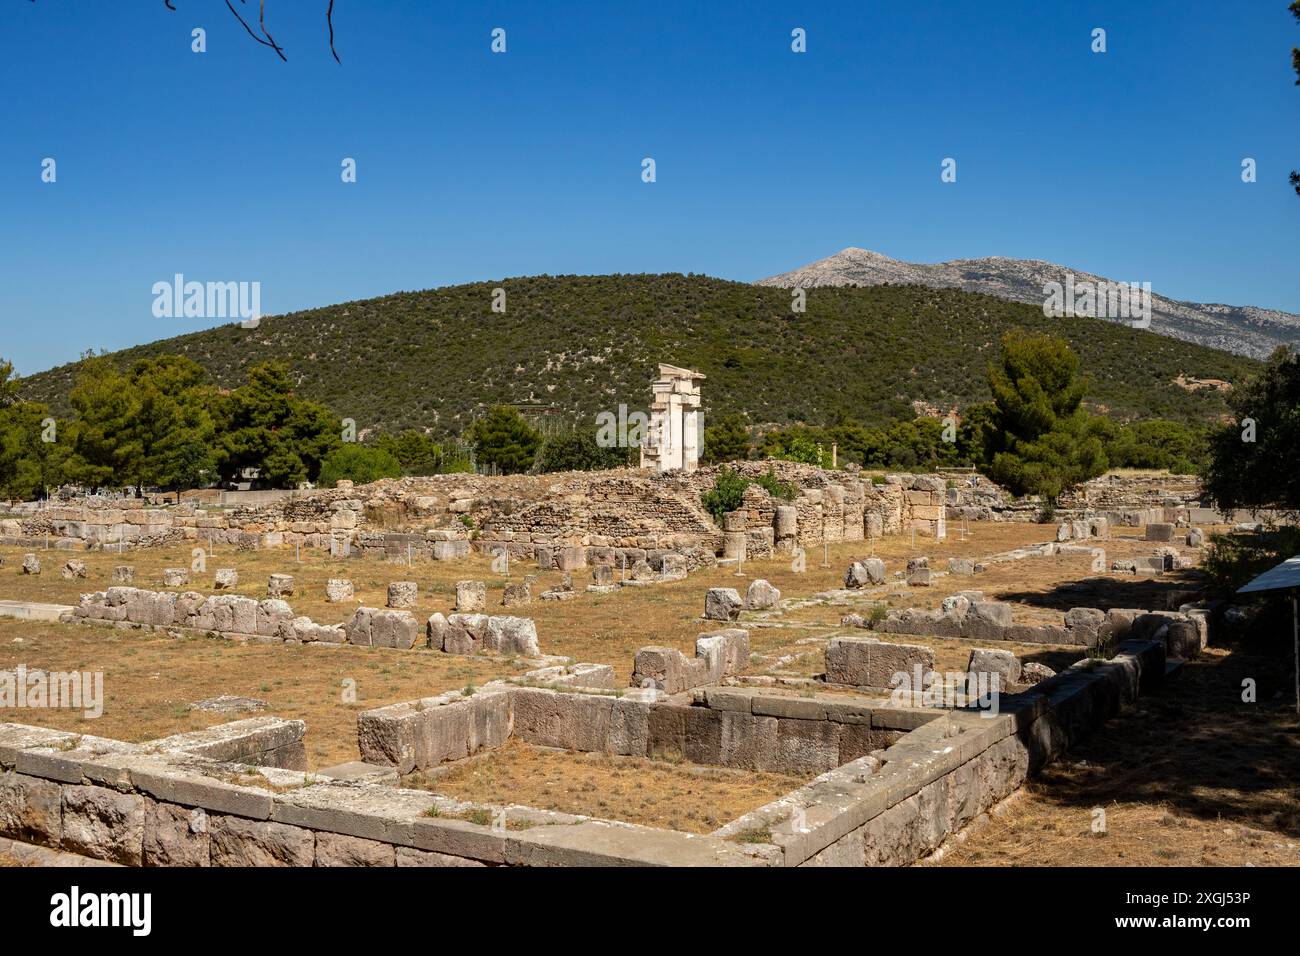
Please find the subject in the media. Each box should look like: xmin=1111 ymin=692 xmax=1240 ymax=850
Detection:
xmin=716 ymin=637 xmax=1167 ymax=866
xmin=0 ymin=718 xmax=771 ymax=867
xmin=149 ymin=717 xmax=308 ymax=770
xmin=65 ymin=587 xmax=547 ymax=658
xmin=0 ymin=635 xmax=1166 ymax=867
xmin=359 ymin=675 xmax=933 ymax=779
xmin=866 ymin=595 xmax=1106 ymax=646
xmin=859 ymin=593 xmax=1207 ymax=658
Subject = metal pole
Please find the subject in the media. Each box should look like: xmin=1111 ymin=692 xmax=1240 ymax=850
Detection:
xmin=1293 ymin=592 xmax=1298 ymax=717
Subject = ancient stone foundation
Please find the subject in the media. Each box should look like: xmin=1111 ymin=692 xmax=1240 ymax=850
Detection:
xmin=0 ymin=636 xmax=1166 ymax=867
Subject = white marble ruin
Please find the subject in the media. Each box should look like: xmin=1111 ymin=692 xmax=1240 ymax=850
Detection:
xmin=640 ymin=364 xmax=705 ymax=473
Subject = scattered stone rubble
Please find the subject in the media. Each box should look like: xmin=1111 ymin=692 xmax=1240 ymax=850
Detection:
xmin=65 ymin=587 xmax=549 ymax=658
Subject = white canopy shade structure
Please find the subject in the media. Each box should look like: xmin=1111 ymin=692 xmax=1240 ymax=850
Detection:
xmin=1237 ymin=554 xmax=1300 ymax=714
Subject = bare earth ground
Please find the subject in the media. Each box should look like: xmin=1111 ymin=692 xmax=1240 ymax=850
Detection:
xmin=405 ymin=738 xmax=807 ymax=834
xmin=2 ymin=521 xmax=1298 ymax=864
xmin=938 ymin=645 xmax=1300 ymax=866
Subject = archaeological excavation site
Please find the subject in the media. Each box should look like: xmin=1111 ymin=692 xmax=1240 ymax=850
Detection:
xmin=0 ymin=457 xmax=1267 ymax=869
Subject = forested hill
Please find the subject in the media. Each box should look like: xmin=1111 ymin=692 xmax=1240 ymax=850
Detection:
xmin=18 ymin=274 xmax=1258 ymax=435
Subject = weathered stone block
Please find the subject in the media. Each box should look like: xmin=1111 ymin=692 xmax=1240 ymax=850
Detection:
xmin=501 ymin=582 xmax=531 ymax=607
xmin=387 ymin=581 xmax=418 ymax=609
xmin=315 ymin=831 xmax=397 ymax=867
xmin=61 ymin=560 xmax=88 ymax=580
xmin=825 ymin=636 xmax=935 ymax=689
xmin=267 ymin=573 xmax=295 ymax=598
xmin=1145 ymin=522 xmax=1175 ymax=542
xmin=967 ymin=647 xmax=1020 ymax=687
xmin=0 ymin=771 xmax=62 ymax=847
xmin=143 ymin=803 xmax=210 ymax=866
xmin=61 ymin=784 xmax=148 ymax=866
xmin=209 ymin=814 xmax=314 ymax=866
xmin=704 ymin=587 xmax=743 ymax=621
xmin=454 ymin=580 xmax=486 ymax=612
xmin=745 ymin=579 xmax=780 ymax=610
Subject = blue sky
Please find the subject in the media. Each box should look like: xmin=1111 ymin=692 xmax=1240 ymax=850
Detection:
xmin=2 ymin=0 xmax=1297 ymax=374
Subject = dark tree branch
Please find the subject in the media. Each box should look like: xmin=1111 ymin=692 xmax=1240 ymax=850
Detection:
xmin=256 ymin=0 xmax=287 ymax=61
xmin=161 ymin=2 xmax=339 ymax=62
xmin=327 ymin=0 xmax=339 ymax=64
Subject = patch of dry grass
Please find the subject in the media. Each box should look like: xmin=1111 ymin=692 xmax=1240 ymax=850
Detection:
xmin=940 ymin=644 xmax=1300 ymax=866
xmin=404 ymin=738 xmax=806 ymax=834
xmin=0 ymin=619 xmax=521 ymax=768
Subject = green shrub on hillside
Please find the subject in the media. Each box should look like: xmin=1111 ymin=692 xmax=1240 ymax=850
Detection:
xmin=317 ymin=444 xmax=402 ymax=487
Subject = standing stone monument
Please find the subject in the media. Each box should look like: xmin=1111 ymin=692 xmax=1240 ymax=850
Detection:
xmin=639 ymin=364 xmax=705 ymax=473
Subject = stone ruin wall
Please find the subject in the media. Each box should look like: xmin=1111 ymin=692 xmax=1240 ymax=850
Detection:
xmin=0 ymin=466 xmax=1219 ymax=562
xmin=0 ymin=632 xmax=1169 ymax=867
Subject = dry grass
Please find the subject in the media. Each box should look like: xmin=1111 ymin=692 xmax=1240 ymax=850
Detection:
xmin=0 ymin=522 xmax=1065 ymax=686
xmin=405 ymin=738 xmax=806 ymax=834
xmin=8 ymin=519 xmax=1294 ymax=867
xmin=0 ymin=620 xmax=521 ymax=768
xmin=940 ymin=644 xmax=1300 ymax=866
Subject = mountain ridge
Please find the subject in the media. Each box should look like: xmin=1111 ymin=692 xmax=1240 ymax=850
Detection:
xmin=756 ymin=248 xmax=1300 ymax=360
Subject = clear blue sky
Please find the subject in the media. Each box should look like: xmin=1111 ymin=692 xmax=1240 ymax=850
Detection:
xmin=2 ymin=0 xmax=1297 ymax=374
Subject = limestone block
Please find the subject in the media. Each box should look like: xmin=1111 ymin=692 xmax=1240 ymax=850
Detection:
xmin=659 ymin=553 xmax=688 ymax=581
xmin=455 ymin=580 xmax=486 ymax=611
xmin=948 ymin=557 xmax=976 ymax=575
xmin=484 ymin=616 xmax=541 ymax=656
xmin=60 ymin=560 xmax=87 ymax=580
xmin=704 ymin=587 xmax=744 ymax=621
xmin=1144 ymin=522 xmax=1175 ymax=542
xmin=773 ymin=718 xmax=841 ymax=775
xmin=696 ymin=628 xmax=750 ymax=677
xmin=0 ymin=771 xmax=63 ymax=846
xmin=256 ymin=599 xmax=294 ymax=637
xmin=502 ymin=582 xmax=531 ymax=607
xmin=630 ymin=646 xmax=708 ymax=694
xmin=1020 ymin=662 xmax=1056 ymax=684
xmin=965 ymin=601 xmax=1013 ymax=641
xmin=112 ymin=565 xmax=135 ymax=583
xmin=371 ymin=609 xmax=420 ymax=649
xmin=209 ymin=814 xmax=314 ymax=867
xmin=61 ymin=784 xmax=148 ymax=866
xmin=267 ymin=573 xmax=295 ymax=598
xmin=144 ymin=804 xmax=210 ymax=866
xmin=163 ymin=568 xmax=189 ymax=587
xmin=556 ymin=547 xmax=586 ymax=571
xmin=315 ymin=832 xmax=396 ymax=867
xmin=510 ymin=688 xmax=613 ymax=752
xmin=940 ymin=594 xmax=971 ymax=618
xmin=967 ymin=647 xmax=1020 ymax=687
xmin=387 ymin=581 xmax=418 ymax=609
xmin=326 ymin=578 xmax=354 ymax=602
xmin=825 ymin=636 xmax=935 ymax=688
xmin=775 ymin=505 xmax=798 ymax=538
xmin=1186 ymin=528 xmax=1205 ymax=547
xmin=213 ymin=568 xmax=238 ymax=590
xmin=745 ymin=579 xmax=780 ymax=610
xmin=1064 ymin=607 xmax=1105 ymax=645
xmin=591 ymin=565 xmax=614 ymax=587
xmin=906 ymin=557 xmax=932 ymax=587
